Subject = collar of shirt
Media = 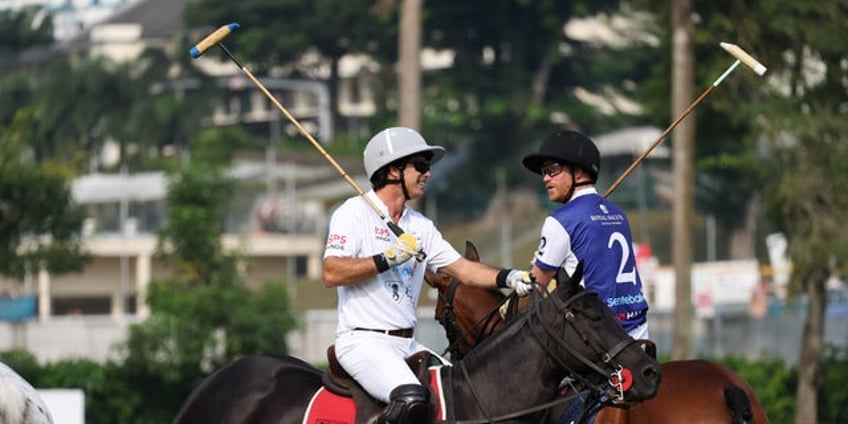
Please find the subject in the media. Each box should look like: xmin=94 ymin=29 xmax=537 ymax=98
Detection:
xmin=571 ymin=186 xmax=599 ymax=200
xmin=366 ymin=189 xmax=410 ymax=222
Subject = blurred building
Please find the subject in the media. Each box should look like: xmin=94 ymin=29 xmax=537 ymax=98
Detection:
xmin=0 ymin=0 xmax=138 ymax=41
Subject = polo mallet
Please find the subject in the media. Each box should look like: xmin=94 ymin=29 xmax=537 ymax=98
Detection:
xmin=603 ymin=42 xmax=767 ymax=198
xmin=190 ymin=23 xmax=425 ymax=259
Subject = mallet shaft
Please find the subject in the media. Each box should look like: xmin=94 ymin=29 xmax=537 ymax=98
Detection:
xmin=604 ymin=42 xmax=768 ymax=198
xmin=604 ymin=85 xmax=715 ymax=198
xmin=189 ymin=22 xmax=421 ymax=256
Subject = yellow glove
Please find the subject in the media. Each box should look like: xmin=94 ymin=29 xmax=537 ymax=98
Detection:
xmin=374 ymin=233 xmax=421 ymax=272
xmin=496 ymin=269 xmax=536 ymax=297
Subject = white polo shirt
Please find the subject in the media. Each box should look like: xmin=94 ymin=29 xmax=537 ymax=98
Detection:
xmin=324 ymin=190 xmax=461 ymax=334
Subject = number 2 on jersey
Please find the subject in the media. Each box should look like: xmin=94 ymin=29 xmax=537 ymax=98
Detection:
xmin=608 ymin=232 xmax=637 ymax=285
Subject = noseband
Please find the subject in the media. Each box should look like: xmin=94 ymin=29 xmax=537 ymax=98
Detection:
xmin=438 ymin=280 xmax=637 ymax=397
xmin=529 ymin=288 xmax=640 ymax=401
xmin=447 ymin=287 xmax=642 ymax=423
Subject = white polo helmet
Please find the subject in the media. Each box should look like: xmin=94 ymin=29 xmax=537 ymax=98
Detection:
xmin=363 ymin=127 xmax=446 ymax=180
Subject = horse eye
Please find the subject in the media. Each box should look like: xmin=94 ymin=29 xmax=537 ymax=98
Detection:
xmin=584 ymin=308 xmax=603 ymax=321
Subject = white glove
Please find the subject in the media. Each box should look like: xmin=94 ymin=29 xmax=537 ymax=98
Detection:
xmin=498 ymin=269 xmax=536 ymax=297
xmin=382 ymin=233 xmax=422 ymax=268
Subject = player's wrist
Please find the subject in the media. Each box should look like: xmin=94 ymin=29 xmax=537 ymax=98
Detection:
xmin=373 ymin=254 xmax=390 ymax=273
xmin=496 ymin=269 xmax=511 ymax=288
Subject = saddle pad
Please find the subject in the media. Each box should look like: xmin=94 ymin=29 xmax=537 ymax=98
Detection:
xmin=302 ymin=365 xmax=447 ymax=423
xmin=302 ymin=387 xmax=356 ymax=424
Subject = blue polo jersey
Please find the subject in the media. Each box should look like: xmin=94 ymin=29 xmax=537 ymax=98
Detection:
xmin=533 ymin=189 xmax=649 ymax=332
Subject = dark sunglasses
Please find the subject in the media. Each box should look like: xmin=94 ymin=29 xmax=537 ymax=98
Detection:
xmin=409 ymin=159 xmax=431 ymax=174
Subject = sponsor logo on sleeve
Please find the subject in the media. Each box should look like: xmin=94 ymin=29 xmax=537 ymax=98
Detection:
xmin=326 ymin=233 xmax=347 ymax=251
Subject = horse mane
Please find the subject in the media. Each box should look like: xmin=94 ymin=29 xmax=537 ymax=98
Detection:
xmin=456 ymin=290 xmax=539 ymax=364
xmin=456 ymin=266 xmax=586 ymax=368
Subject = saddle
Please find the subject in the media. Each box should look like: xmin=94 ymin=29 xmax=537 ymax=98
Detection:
xmin=321 ymin=345 xmax=437 ymax=423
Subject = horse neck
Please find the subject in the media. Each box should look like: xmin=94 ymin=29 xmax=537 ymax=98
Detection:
xmin=446 ymin=297 xmax=566 ymax=416
xmin=442 ymin=283 xmax=505 ymax=354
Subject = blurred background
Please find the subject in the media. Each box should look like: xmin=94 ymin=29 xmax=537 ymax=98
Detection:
xmin=1 ymin=0 xmax=847 ymax=422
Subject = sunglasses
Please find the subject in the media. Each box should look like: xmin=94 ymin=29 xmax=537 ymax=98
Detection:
xmin=540 ymin=163 xmax=568 ymax=178
xmin=409 ymin=159 xmax=431 ymax=174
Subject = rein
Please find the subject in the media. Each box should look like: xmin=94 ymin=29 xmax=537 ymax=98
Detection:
xmin=450 ymin=288 xmax=632 ymax=423
xmin=452 ymin=361 xmax=588 ymax=424
xmin=530 ymin=288 xmax=639 ymax=399
xmin=436 ymin=280 xmax=509 ymax=360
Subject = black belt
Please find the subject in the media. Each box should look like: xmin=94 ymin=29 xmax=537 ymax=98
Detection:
xmin=354 ymin=327 xmax=414 ymax=338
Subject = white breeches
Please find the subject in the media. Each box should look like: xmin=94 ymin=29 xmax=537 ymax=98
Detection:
xmin=334 ymin=330 xmax=446 ymax=403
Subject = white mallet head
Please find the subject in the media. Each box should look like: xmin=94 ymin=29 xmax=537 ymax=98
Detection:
xmin=720 ymin=42 xmax=767 ymax=76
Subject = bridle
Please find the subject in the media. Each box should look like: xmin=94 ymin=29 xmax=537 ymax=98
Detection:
xmin=451 ymin=285 xmax=642 ymax=423
xmin=434 ymin=279 xmax=510 ymax=360
xmin=528 ymin=287 xmax=639 ymax=399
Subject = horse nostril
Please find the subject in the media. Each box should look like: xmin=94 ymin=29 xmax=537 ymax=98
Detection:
xmin=643 ymin=363 xmax=662 ymax=384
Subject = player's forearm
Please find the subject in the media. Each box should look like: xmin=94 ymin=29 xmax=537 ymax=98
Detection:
xmin=323 ymin=256 xmax=380 ymax=287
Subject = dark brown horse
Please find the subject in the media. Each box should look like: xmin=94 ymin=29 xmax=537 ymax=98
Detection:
xmin=175 ymin=264 xmax=661 ymax=423
xmin=425 ymin=241 xmax=770 ymax=424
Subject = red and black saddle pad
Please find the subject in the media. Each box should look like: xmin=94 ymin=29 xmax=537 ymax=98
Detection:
xmin=302 ymin=366 xmax=447 ymax=424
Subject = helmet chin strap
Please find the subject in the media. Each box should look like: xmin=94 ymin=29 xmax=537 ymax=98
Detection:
xmin=400 ymin=174 xmax=411 ymax=200
xmin=558 ymin=170 xmax=593 ymax=203
xmin=385 ymin=167 xmax=412 ymax=201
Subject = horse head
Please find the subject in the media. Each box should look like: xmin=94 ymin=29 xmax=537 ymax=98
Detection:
xmin=534 ymin=262 xmax=661 ymax=403
xmin=439 ymin=244 xmax=661 ymax=411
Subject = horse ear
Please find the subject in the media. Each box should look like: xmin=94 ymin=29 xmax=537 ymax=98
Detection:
xmin=555 ymin=261 xmax=584 ymax=293
xmin=571 ymin=261 xmax=584 ymax=282
xmin=464 ymin=241 xmax=480 ymax=262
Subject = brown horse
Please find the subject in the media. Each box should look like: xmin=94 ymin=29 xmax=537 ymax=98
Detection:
xmin=425 ymin=241 xmax=771 ymax=424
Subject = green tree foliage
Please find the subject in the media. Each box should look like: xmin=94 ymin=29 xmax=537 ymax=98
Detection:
xmin=183 ymin=0 xmax=399 ymax=134
xmin=819 ymin=346 xmax=848 ymax=423
xmin=115 ymin=45 xmax=223 ymax=170
xmin=0 ymin=7 xmax=53 ymax=56
xmin=113 ymin=164 xmax=299 ymax=421
xmin=190 ymin=126 xmax=261 ymax=166
xmin=28 ymin=57 xmax=135 ymax=165
xmin=630 ymin=1 xmax=847 ymax=419
xmin=184 ymin=0 xmax=397 ymax=72
xmin=0 ymin=71 xmax=33 ymax=123
xmin=750 ymin=0 xmax=848 ymax=421
xmin=2 ymin=41 xmax=222 ymax=174
xmin=622 ymin=0 xmax=775 ymax=240
xmin=418 ymin=0 xmax=655 ymax=219
xmin=0 ymin=113 xmax=90 ymax=283
xmin=0 ymin=349 xmax=148 ymax=424
xmin=156 ymin=165 xmax=239 ymax=285
xmin=0 ymin=349 xmax=41 ymax=381
xmin=182 ymin=1 xmax=657 ymax=219
xmin=721 ymin=355 xmax=796 ymax=421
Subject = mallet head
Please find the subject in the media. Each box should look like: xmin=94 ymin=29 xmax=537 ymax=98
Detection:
xmin=720 ymin=42 xmax=767 ymax=76
xmin=190 ymin=23 xmax=240 ymax=59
